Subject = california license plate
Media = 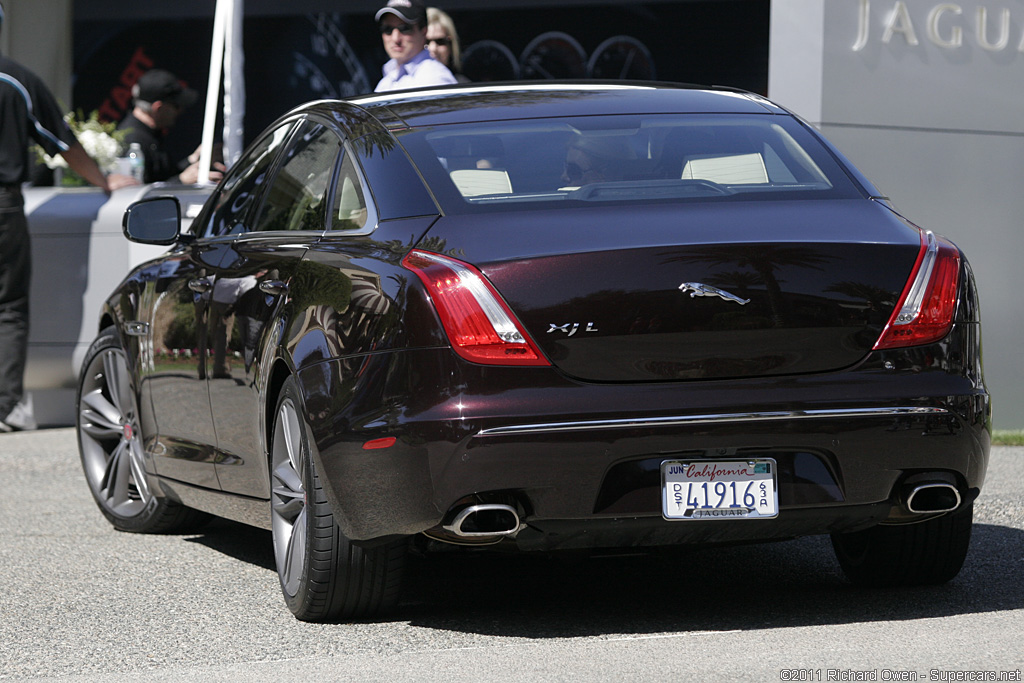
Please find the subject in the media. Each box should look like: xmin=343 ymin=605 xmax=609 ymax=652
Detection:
xmin=662 ymin=459 xmax=779 ymax=520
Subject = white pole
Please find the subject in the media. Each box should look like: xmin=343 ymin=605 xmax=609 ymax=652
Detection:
xmin=199 ymin=0 xmax=228 ymax=185
xmin=222 ymin=0 xmax=245 ymax=167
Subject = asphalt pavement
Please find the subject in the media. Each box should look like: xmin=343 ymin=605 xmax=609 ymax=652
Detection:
xmin=1 ymin=428 xmax=1022 ymax=682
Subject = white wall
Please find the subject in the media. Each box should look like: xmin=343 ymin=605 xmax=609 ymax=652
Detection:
xmin=770 ymin=0 xmax=1024 ymax=428
xmin=24 ymin=187 xmax=207 ymax=427
xmin=22 ymin=187 xmax=167 ymax=426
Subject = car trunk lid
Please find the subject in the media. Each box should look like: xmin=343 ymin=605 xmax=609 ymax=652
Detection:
xmin=425 ymin=199 xmax=923 ymax=382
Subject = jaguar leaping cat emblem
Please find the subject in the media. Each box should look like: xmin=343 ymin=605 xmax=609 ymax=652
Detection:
xmin=678 ymin=282 xmax=750 ymax=305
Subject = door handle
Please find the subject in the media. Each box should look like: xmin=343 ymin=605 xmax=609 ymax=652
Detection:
xmin=188 ymin=277 xmax=213 ymax=293
xmin=259 ymin=280 xmax=289 ymax=296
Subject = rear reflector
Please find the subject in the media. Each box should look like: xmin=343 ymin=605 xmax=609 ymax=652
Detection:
xmin=402 ymin=250 xmax=550 ymax=366
xmin=874 ymin=231 xmax=960 ymax=350
xmin=362 ymin=437 xmax=397 ymax=450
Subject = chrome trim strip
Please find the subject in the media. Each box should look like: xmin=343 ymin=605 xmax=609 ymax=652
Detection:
xmin=475 ymin=407 xmax=949 ymax=437
xmin=894 ymin=230 xmax=938 ymax=326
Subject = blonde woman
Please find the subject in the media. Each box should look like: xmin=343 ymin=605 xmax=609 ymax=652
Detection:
xmin=426 ymin=7 xmax=469 ymax=82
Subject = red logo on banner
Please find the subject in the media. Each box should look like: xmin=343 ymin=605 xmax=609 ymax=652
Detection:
xmin=97 ymin=47 xmax=154 ymax=123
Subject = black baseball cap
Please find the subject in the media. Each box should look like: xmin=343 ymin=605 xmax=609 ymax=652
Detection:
xmin=132 ymin=69 xmax=198 ymax=108
xmin=375 ymin=0 xmax=426 ymax=26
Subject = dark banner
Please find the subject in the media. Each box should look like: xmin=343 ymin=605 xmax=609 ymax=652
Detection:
xmin=72 ymin=2 xmax=768 ymax=160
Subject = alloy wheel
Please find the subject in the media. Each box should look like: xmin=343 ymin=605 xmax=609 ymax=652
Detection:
xmin=270 ymin=397 xmax=307 ymax=598
xmin=78 ymin=347 xmax=151 ymax=517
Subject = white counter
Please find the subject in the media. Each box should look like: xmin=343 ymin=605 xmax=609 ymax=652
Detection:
xmin=23 ymin=184 xmax=211 ymax=426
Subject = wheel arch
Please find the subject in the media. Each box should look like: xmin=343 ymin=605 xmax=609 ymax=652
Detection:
xmin=264 ymin=358 xmax=294 ymax=465
xmin=95 ymin=296 xmax=123 ymax=347
xmin=265 ymin=364 xmax=361 ymax=542
xmin=97 ymin=312 xmax=116 ymax=335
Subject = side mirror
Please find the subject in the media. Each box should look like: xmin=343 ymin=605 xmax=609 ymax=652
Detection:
xmin=122 ymin=196 xmax=182 ymax=245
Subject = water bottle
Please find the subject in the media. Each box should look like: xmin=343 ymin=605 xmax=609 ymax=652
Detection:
xmin=127 ymin=142 xmax=145 ymax=183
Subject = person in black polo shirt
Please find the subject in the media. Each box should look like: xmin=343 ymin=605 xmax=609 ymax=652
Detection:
xmin=0 ymin=1 xmax=137 ymax=431
xmin=117 ymin=69 xmax=224 ymax=185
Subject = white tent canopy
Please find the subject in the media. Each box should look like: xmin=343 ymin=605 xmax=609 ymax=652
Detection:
xmin=199 ymin=0 xmax=245 ymax=183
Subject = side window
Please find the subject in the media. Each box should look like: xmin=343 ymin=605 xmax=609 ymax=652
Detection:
xmin=253 ymin=121 xmax=342 ymax=233
xmin=199 ymin=123 xmax=293 ymax=238
xmin=331 ymin=151 xmax=370 ymax=231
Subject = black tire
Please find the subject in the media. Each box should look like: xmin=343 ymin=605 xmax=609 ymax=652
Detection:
xmin=77 ymin=326 xmax=210 ymax=533
xmin=831 ymin=504 xmax=973 ymax=587
xmin=270 ymin=377 xmax=407 ymax=622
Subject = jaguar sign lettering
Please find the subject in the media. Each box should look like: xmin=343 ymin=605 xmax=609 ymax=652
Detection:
xmin=853 ymin=1 xmax=1024 ymax=52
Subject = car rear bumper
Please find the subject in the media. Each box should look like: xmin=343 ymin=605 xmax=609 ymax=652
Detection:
xmin=299 ymin=337 xmax=990 ymax=547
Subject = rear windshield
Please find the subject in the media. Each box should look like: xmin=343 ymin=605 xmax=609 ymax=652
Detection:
xmin=396 ymin=114 xmax=863 ymax=214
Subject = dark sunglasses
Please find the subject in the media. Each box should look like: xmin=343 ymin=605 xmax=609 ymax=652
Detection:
xmin=380 ymin=22 xmax=417 ymax=35
xmin=428 ymin=37 xmax=452 ymax=47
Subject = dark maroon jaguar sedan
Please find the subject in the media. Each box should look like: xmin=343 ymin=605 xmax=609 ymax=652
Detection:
xmin=76 ymin=82 xmax=990 ymax=622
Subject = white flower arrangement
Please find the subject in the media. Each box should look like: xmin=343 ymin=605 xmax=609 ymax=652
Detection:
xmin=36 ymin=110 xmax=126 ymax=184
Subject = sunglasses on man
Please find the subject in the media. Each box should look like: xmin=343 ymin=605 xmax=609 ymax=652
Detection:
xmin=380 ymin=22 xmax=417 ymax=35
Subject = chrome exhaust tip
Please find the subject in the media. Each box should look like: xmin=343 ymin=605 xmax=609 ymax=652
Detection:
xmin=904 ymin=482 xmax=962 ymax=514
xmin=442 ymin=503 xmax=521 ymax=538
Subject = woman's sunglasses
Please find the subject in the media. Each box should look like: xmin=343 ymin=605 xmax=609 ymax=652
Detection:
xmin=428 ymin=37 xmax=452 ymax=47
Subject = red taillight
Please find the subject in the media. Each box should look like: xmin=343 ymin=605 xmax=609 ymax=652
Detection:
xmin=874 ymin=231 xmax=960 ymax=350
xmin=402 ymin=250 xmax=550 ymax=366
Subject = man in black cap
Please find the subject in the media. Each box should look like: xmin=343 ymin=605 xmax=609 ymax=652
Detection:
xmin=374 ymin=0 xmax=456 ymax=92
xmin=0 ymin=1 xmax=137 ymax=431
xmin=117 ymin=68 xmax=224 ymax=184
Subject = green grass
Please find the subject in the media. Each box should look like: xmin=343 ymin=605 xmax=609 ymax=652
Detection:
xmin=992 ymin=430 xmax=1024 ymax=446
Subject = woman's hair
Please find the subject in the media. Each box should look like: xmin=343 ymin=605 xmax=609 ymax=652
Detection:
xmin=426 ymin=7 xmax=462 ymax=72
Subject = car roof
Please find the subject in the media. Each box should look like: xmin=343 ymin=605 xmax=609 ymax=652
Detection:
xmin=338 ymin=81 xmax=788 ymax=129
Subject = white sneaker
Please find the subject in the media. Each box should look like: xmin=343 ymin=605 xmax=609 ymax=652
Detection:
xmin=1 ymin=396 xmax=37 ymax=431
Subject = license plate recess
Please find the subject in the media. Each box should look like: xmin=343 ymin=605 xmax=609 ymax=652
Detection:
xmin=661 ymin=458 xmax=779 ymax=520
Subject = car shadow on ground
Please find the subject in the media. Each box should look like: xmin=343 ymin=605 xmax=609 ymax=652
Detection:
xmin=185 ymin=521 xmax=1023 ymax=635
xmin=184 ymin=518 xmax=277 ymax=572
